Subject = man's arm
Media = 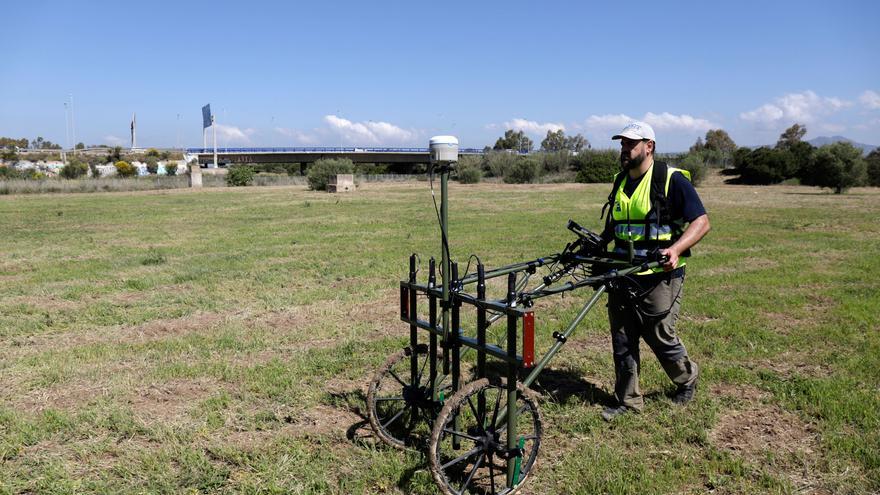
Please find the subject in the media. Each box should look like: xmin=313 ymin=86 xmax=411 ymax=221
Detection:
xmin=659 ymin=214 xmax=710 ymax=271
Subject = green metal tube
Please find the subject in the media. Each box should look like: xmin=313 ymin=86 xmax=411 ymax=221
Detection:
xmin=522 ymin=285 xmax=607 ymax=388
xmin=441 ymin=168 xmax=450 ymax=375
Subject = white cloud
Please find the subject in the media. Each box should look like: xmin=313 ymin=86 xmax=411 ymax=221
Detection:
xmin=740 ymin=90 xmax=852 ymax=124
xmin=323 ymin=115 xmax=416 ymax=145
xmin=643 ymin=112 xmax=715 ymax=131
xmin=860 ymin=90 xmax=880 ymax=110
xmin=585 ymin=112 xmax=715 ymax=132
xmin=103 ymin=135 xmax=123 ymax=146
xmin=503 ymin=118 xmax=565 ymax=135
xmin=586 ymin=114 xmax=634 ymax=129
xmin=215 ymin=124 xmax=255 ymax=145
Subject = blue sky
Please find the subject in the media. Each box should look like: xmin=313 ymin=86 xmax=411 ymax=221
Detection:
xmin=2 ymin=0 xmax=878 ymax=152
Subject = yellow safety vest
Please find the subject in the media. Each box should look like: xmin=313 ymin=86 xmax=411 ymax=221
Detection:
xmin=610 ymin=163 xmax=691 ymax=274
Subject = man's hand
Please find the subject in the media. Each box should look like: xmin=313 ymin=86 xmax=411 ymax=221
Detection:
xmin=660 ymin=214 xmax=711 ymax=271
xmin=658 ymin=247 xmax=680 ymax=271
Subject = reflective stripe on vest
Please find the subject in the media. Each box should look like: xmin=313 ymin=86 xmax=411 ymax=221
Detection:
xmin=610 ymin=163 xmax=690 ymax=274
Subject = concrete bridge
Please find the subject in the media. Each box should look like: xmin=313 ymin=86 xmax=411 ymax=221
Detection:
xmin=185 ymin=147 xmax=493 ymax=167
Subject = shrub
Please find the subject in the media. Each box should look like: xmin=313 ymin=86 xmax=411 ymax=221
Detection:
xmin=306 ymin=158 xmax=354 ymax=191
xmin=799 ymin=142 xmax=866 ymax=194
xmin=676 ymin=153 xmax=707 ymax=187
xmin=733 ymin=147 xmax=797 ymax=184
xmin=355 ymin=163 xmax=390 ymax=175
xmin=540 ymin=151 xmax=571 ymax=174
xmin=164 ymin=162 xmax=179 ymax=176
xmin=144 ymin=156 xmax=159 ymax=175
xmin=146 ymin=148 xmax=160 ymax=158
xmin=114 ymin=161 xmax=136 ymax=178
xmin=574 ymin=149 xmax=620 ymax=183
xmin=227 ymin=166 xmax=256 ymax=187
xmin=865 ymin=149 xmax=880 ymax=187
xmin=484 ymin=151 xmax=519 ymax=178
xmin=503 ymin=156 xmax=540 ymax=184
xmin=60 ymin=159 xmax=89 ymax=179
xmin=455 ymin=156 xmax=482 ymax=184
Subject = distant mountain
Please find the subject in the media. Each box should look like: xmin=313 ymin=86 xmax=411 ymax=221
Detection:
xmin=807 ymin=136 xmax=877 ymax=154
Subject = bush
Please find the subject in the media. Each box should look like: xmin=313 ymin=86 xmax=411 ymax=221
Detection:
xmin=455 ymin=156 xmax=482 ymax=184
xmin=354 ymin=163 xmax=389 ymax=175
xmin=306 ymin=158 xmax=354 ymax=191
xmin=733 ymin=147 xmax=797 ymax=184
xmin=676 ymin=153 xmax=707 ymax=187
xmin=540 ymin=151 xmax=571 ymax=174
xmin=144 ymin=156 xmax=159 ymax=175
xmin=799 ymin=142 xmax=866 ymax=194
xmin=164 ymin=162 xmax=179 ymax=176
xmin=574 ymin=149 xmax=620 ymax=183
xmin=484 ymin=151 xmax=519 ymax=178
xmin=114 ymin=161 xmax=136 ymax=178
xmin=146 ymin=148 xmax=160 ymax=158
xmin=865 ymin=149 xmax=880 ymax=187
xmin=60 ymin=159 xmax=89 ymax=179
xmin=227 ymin=166 xmax=256 ymax=187
xmin=504 ymin=156 xmax=540 ymax=184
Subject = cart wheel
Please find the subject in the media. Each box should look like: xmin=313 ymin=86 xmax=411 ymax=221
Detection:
xmin=368 ymin=345 xmax=453 ymax=450
xmin=429 ymin=378 xmax=542 ymax=495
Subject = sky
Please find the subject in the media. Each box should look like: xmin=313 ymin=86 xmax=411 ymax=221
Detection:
xmin=2 ymin=0 xmax=879 ymax=152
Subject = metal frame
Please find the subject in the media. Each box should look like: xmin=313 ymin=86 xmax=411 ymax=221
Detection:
xmin=378 ymin=164 xmax=666 ymax=493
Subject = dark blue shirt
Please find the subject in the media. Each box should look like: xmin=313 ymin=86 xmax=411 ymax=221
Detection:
xmin=622 ymin=167 xmax=707 ymax=222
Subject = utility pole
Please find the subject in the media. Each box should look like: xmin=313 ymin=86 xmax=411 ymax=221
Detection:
xmin=69 ymin=94 xmax=77 ymax=155
xmin=63 ymin=101 xmax=71 ymax=164
xmin=176 ymin=113 xmax=181 ymax=150
xmin=212 ymin=115 xmax=217 ymax=168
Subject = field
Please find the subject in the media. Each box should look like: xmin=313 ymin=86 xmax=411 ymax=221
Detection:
xmin=1 ymin=178 xmax=878 ymax=494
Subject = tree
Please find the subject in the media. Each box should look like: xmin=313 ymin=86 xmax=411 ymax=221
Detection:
xmin=1 ymin=147 xmax=18 ymax=163
xmin=704 ymin=129 xmax=737 ymax=154
xmin=689 ymin=137 xmax=705 ymax=154
xmin=75 ymin=142 xmax=85 ymax=150
xmin=776 ymin=123 xmax=807 ymax=149
xmin=703 ymin=129 xmax=737 ymax=167
xmin=108 ymin=146 xmax=123 ymax=163
xmin=733 ymin=147 xmax=797 ymax=184
xmin=866 ymin=149 xmax=880 ymax=187
xmin=800 ymin=142 xmax=867 ymax=194
xmin=538 ymin=130 xmax=589 ymax=153
xmin=493 ymin=130 xmax=533 ymax=152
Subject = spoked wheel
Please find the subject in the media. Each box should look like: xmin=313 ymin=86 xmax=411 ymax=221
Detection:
xmin=429 ymin=378 xmax=542 ymax=495
xmin=368 ymin=344 xmax=454 ymax=450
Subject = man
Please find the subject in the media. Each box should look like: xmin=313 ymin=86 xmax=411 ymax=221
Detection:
xmin=599 ymin=121 xmax=711 ymax=421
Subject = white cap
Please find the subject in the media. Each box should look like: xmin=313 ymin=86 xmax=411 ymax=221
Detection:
xmin=612 ymin=121 xmax=655 ymax=141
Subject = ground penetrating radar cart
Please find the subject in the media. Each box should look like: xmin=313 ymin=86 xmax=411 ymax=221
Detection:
xmin=366 ymin=136 xmax=667 ymax=495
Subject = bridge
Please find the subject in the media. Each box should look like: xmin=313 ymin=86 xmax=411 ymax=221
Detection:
xmin=184 ymin=147 xmax=502 ymax=167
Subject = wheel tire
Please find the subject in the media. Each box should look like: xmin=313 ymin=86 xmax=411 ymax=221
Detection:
xmin=367 ymin=345 xmax=452 ymax=450
xmin=429 ymin=378 xmax=542 ymax=495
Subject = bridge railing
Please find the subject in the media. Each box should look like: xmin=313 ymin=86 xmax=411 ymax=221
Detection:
xmin=185 ymin=147 xmax=492 ymax=154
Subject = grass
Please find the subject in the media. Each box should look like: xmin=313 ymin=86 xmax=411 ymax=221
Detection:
xmin=0 ymin=178 xmax=878 ymax=494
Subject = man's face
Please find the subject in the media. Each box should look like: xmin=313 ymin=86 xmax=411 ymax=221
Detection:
xmin=619 ymin=137 xmax=650 ymax=170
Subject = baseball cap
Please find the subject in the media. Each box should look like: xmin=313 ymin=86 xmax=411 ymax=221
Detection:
xmin=612 ymin=121 xmax=655 ymax=141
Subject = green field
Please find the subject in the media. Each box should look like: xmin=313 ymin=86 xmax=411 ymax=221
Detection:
xmin=1 ymin=180 xmax=878 ymax=494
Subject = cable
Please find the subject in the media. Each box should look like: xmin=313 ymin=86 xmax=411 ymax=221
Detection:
xmin=429 ymin=164 xmax=452 ymax=278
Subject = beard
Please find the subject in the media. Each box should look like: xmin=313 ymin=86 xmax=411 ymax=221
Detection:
xmin=620 ymin=151 xmax=645 ymax=170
